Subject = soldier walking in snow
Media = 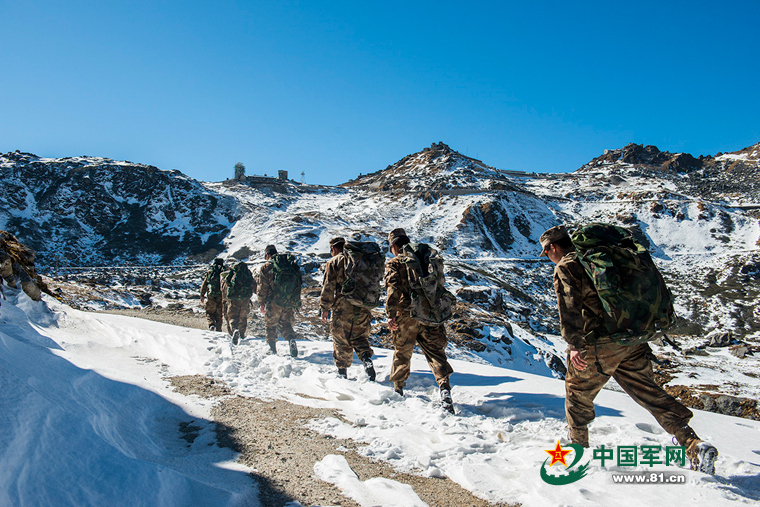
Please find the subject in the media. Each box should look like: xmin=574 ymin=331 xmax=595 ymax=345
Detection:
xmin=320 ymin=236 xmax=377 ymax=380
xmin=224 ymin=260 xmax=255 ymax=345
xmin=200 ymin=258 xmax=225 ymax=332
xmin=540 ymin=224 xmax=718 ymax=474
xmin=257 ymin=245 xmax=301 ymax=357
xmin=385 ymin=228 xmax=456 ymax=413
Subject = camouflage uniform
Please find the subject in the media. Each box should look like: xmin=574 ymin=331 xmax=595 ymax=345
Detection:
xmin=257 ymin=262 xmax=296 ymax=346
xmin=385 ymin=255 xmax=453 ymax=389
xmin=320 ymin=252 xmax=373 ymax=369
xmin=554 ymin=251 xmax=694 ymax=439
xmin=200 ymin=265 xmax=224 ymax=331
xmin=225 ymin=263 xmax=255 ymax=338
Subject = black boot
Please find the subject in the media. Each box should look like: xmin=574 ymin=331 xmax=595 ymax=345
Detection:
xmin=440 ymin=382 xmax=454 ymax=414
xmin=289 ymin=339 xmax=298 ymax=358
xmin=268 ymin=341 xmax=277 ymax=355
xmin=337 ymin=368 xmax=348 ymax=379
xmin=361 ymin=354 xmax=376 ymax=382
xmin=231 ymin=329 xmax=239 ymax=345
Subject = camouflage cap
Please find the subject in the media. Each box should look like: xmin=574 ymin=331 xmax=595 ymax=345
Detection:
xmin=213 ymin=258 xmax=224 ymax=265
xmin=264 ymin=244 xmax=277 ymax=256
xmin=388 ymin=228 xmax=409 ymax=247
xmin=329 ymin=237 xmax=346 ymax=249
xmin=539 ymin=225 xmax=570 ymax=257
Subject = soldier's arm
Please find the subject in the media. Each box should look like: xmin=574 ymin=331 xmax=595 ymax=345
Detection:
xmin=384 ymin=260 xmax=403 ymax=320
xmin=553 ymin=263 xmax=586 ymax=351
xmin=256 ymin=265 xmax=273 ymax=304
xmin=319 ymin=260 xmax=338 ymax=312
xmin=200 ymin=276 xmax=209 ymax=297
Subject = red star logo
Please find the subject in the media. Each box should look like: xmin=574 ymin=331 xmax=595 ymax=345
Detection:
xmin=545 ymin=441 xmax=572 ymax=467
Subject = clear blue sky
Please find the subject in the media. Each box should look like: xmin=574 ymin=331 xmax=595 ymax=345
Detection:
xmin=2 ymin=1 xmax=758 ymax=186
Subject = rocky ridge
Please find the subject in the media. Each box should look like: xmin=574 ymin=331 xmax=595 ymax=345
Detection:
xmin=0 ymin=151 xmax=238 ymax=266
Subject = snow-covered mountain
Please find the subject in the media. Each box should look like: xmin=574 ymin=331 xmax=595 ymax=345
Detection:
xmin=0 ymin=151 xmax=237 ymax=265
xmin=2 ymin=142 xmax=759 ymax=411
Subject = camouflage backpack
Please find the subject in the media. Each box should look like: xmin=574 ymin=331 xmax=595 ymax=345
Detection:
xmin=400 ymin=243 xmax=456 ymax=325
xmin=205 ymin=264 xmax=224 ymax=298
xmin=571 ymin=223 xmax=676 ymax=345
xmin=341 ymin=241 xmax=385 ymax=308
xmin=271 ymin=253 xmax=302 ymax=308
xmin=226 ymin=262 xmax=255 ymax=300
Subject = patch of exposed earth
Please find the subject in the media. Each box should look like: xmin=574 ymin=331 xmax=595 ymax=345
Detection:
xmin=169 ymin=375 xmax=516 ymax=507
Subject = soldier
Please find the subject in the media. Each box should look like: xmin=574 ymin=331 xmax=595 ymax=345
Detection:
xmin=540 ymin=224 xmax=718 ymax=474
xmin=385 ymin=228 xmax=455 ymax=413
xmin=224 ymin=260 xmax=255 ymax=345
xmin=320 ymin=237 xmax=376 ymax=380
xmin=257 ymin=245 xmax=301 ymax=357
xmin=199 ymin=258 xmax=225 ymax=331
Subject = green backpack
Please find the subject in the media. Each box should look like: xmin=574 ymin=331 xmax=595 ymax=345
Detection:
xmin=205 ymin=264 xmax=224 ymax=298
xmin=571 ymin=223 xmax=676 ymax=345
xmin=341 ymin=241 xmax=385 ymax=308
xmin=271 ymin=253 xmax=302 ymax=308
xmin=226 ymin=262 xmax=255 ymax=300
xmin=400 ymin=243 xmax=456 ymax=325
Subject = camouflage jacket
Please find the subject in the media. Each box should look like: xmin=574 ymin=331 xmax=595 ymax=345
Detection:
xmin=256 ymin=262 xmax=275 ymax=305
xmin=320 ymin=253 xmax=346 ymax=312
xmin=384 ymin=256 xmax=412 ymax=320
xmin=553 ymin=252 xmax=606 ymax=350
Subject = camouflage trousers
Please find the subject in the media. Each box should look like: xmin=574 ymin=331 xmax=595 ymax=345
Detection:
xmin=204 ymin=295 xmax=224 ymax=331
xmin=330 ymin=301 xmax=373 ymax=369
xmin=226 ymin=299 xmax=250 ymax=338
xmin=565 ymin=341 xmax=693 ymax=435
xmin=389 ymin=312 xmax=453 ymax=388
xmin=264 ymin=303 xmax=296 ymax=344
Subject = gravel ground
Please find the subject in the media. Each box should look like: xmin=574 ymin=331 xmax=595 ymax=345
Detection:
xmin=169 ymin=375 xmax=516 ymax=507
xmin=99 ymin=306 xmax=516 ymax=506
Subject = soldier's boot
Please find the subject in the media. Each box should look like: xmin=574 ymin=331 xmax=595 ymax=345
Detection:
xmin=337 ymin=368 xmax=348 ymax=379
xmin=440 ymin=381 xmax=455 ymax=414
xmin=268 ymin=341 xmax=277 ymax=355
xmin=675 ymin=425 xmax=718 ymax=475
xmin=289 ymin=339 xmax=298 ymax=357
xmin=394 ymin=383 xmax=404 ymax=397
xmin=231 ymin=329 xmax=240 ymax=346
xmin=209 ymin=325 xmax=216 ymax=332
xmin=361 ymin=354 xmax=376 ymax=382
xmin=568 ymin=426 xmax=589 ymax=448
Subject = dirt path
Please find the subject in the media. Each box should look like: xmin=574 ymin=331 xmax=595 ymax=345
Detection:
xmin=169 ymin=375 xmax=516 ymax=507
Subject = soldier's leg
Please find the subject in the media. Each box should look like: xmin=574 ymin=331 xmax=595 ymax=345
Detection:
xmin=210 ymin=297 xmax=224 ymax=330
xmin=224 ymin=301 xmax=233 ymax=335
xmin=264 ymin=305 xmax=279 ymax=346
xmin=278 ymin=307 xmax=297 ymax=342
xmin=348 ymin=306 xmax=373 ymax=361
xmin=565 ymin=345 xmax=612 ymax=432
xmin=389 ymin=313 xmax=418 ymax=389
xmin=227 ymin=301 xmax=241 ymax=333
xmin=330 ymin=309 xmax=355 ymax=369
xmin=237 ymin=300 xmax=250 ymax=338
xmin=204 ymin=299 xmax=217 ymax=330
xmin=417 ymin=324 xmax=454 ymax=388
xmin=612 ymin=343 xmax=694 ymax=434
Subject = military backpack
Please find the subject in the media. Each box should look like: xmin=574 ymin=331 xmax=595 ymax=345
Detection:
xmin=341 ymin=241 xmax=385 ymax=308
xmin=226 ymin=262 xmax=255 ymax=300
xmin=400 ymin=243 xmax=456 ymax=325
xmin=205 ymin=264 xmax=224 ymax=298
xmin=571 ymin=222 xmax=676 ymax=346
xmin=271 ymin=253 xmax=302 ymax=308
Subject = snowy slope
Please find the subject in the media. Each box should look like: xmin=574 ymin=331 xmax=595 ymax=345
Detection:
xmin=1 ymin=290 xmax=759 ymax=507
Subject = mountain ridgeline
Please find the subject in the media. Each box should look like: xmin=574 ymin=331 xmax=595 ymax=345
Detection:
xmin=1 ymin=142 xmax=759 ymax=344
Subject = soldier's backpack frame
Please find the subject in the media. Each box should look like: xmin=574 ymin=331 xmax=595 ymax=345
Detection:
xmin=341 ymin=241 xmax=385 ymax=308
xmin=571 ymin=222 xmax=676 ymax=346
xmin=400 ymin=243 xmax=456 ymax=325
